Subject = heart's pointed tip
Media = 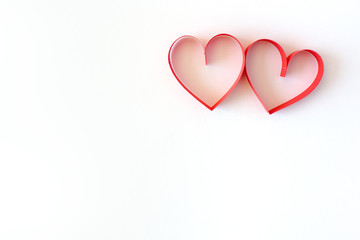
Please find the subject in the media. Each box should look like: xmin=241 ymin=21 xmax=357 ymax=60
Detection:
xmin=268 ymin=109 xmax=276 ymax=115
xmin=206 ymin=105 xmax=216 ymax=111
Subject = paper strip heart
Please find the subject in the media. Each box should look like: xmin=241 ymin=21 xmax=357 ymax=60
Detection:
xmin=244 ymin=39 xmax=324 ymax=114
xmin=168 ymin=34 xmax=245 ymax=110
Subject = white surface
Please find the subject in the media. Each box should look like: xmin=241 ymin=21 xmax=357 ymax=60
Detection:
xmin=0 ymin=0 xmax=359 ymax=239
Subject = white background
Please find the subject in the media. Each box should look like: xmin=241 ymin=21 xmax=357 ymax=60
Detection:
xmin=0 ymin=0 xmax=359 ymax=239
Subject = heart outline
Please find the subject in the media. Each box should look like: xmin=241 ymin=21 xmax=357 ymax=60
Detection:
xmin=244 ymin=39 xmax=324 ymax=114
xmin=168 ymin=34 xmax=245 ymax=111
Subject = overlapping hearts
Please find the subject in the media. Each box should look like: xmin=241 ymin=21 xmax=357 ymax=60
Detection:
xmin=168 ymin=34 xmax=324 ymax=114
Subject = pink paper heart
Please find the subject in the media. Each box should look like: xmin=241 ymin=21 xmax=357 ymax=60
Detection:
xmin=168 ymin=34 xmax=245 ymax=110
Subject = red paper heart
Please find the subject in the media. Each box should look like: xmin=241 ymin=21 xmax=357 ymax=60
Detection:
xmin=168 ymin=34 xmax=245 ymax=110
xmin=245 ymin=39 xmax=324 ymax=114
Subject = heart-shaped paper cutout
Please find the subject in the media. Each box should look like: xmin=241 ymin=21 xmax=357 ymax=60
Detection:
xmin=245 ymin=39 xmax=324 ymax=114
xmin=168 ymin=34 xmax=245 ymax=110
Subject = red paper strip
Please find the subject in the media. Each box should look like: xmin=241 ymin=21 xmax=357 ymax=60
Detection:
xmin=244 ymin=39 xmax=324 ymax=114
